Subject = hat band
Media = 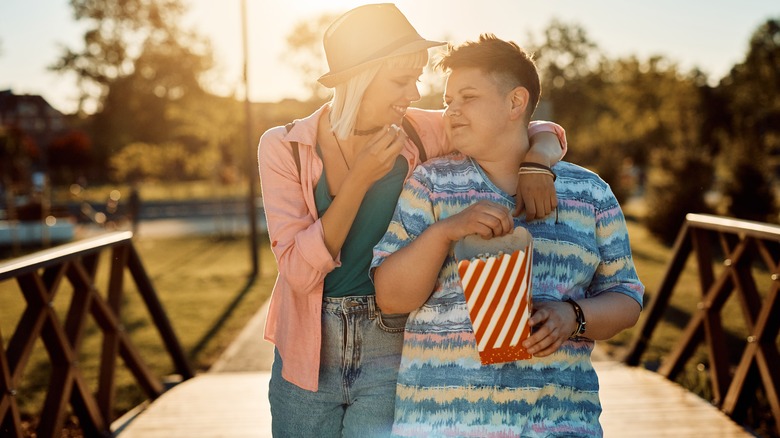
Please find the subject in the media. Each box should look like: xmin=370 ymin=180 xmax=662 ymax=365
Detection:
xmin=343 ymin=34 xmax=423 ymax=71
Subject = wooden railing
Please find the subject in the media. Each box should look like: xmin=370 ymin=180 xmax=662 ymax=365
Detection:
xmin=0 ymin=232 xmax=194 ymax=437
xmin=625 ymin=213 xmax=780 ymax=435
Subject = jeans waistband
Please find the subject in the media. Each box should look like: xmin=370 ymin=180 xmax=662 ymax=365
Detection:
xmin=322 ymin=295 xmax=376 ymax=316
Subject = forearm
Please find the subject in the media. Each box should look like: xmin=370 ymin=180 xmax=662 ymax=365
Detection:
xmin=320 ymin=175 xmax=371 ymax=259
xmin=526 ymin=131 xmax=563 ymax=167
xmin=578 ymin=292 xmax=641 ymax=340
xmin=374 ymin=222 xmax=451 ymax=313
xmin=515 ymin=130 xmax=561 ymax=219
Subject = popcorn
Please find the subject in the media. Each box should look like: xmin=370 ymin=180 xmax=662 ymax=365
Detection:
xmin=455 ymin=227 xmax=533 ymax=365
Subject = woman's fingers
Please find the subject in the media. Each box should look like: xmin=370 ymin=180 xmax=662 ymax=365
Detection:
xmin=352 ymin=124 xmax=406 ymax=179
xmin=484 ymin=203 xmax=514 ymax=236
xmin=465 ymin=201 xmax=513 ymax=238
xmin=523 ymin=302 xmax=570 ymax=356
xmin=514 ymin=173 xmax=557 ymax=220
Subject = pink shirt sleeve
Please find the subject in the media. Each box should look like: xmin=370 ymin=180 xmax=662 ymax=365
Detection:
xmin=257 ymin=126 xmax=340 ymax=295
xmin=528 ymin=120 xmax=567 ymax=160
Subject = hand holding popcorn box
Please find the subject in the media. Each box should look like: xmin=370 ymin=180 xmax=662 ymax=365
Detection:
xmin=455 ymin=227 xmax=533 ymax=365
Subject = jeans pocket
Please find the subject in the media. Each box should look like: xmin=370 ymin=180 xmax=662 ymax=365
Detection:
xmin=375 ymin=311 xmax=409 ymax=333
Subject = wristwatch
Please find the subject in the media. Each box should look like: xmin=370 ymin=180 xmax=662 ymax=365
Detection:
xmin=564 ymin=297 xmax=586 ymax=339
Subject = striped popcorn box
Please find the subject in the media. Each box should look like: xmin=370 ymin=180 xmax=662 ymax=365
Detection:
xmin=455 ymin=227 xmax=533 ymax=365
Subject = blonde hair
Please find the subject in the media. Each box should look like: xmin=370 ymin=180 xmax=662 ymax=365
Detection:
xmin=330 ymin=50 xmax=429 ymax=139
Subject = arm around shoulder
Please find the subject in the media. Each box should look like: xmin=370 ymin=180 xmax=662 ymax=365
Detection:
xmin=404 ymin=108 xmax=450 ymax=161
xmin=514 ymin=120 xmax=567 ymax=219
xmin=527 ymin=120 xmax=567 ymax=166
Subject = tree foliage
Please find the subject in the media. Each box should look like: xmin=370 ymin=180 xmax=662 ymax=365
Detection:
xmin=52 ymin=0 xmax=218 ymax=183
xmin=109 ymin=140 xmax=215 ymax=182
xmin=52 ymin=0 xmax=203 ymax=110
xmin=529 ymin=19 xmax=720 ymax=240
xmin=644 ymin=147 xmax=713 ymax=245
xmin=715 ymin=18 xmax=780 ymax=221
xmin=1 ymin=126 xmax=38 ymax=193
xmin=282 ymin=13 xmax=339 ymax=101
xmin=48 ymin=130 xmax=92 ymax=185
xmin=530 ymin=20 xmax=607 ymax=134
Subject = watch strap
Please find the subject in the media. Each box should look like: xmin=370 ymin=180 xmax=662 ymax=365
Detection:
xmin=564 ymin=297 xmax=586 ymax=339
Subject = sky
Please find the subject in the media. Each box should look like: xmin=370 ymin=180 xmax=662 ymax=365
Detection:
xmin=1 ymin=0 xmax=778 ymax=115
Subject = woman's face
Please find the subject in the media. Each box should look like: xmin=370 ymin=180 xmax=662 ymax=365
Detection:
xmin=443 ymin=66 xmax=512 ymax=158
xmin=358 ymin=66 xmax=423 ymax=128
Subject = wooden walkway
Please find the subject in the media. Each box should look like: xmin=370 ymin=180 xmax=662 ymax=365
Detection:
xmin=113 ymin=302 xmax=755 ymax=437
xmin=114 ymin=364 xmax=754 ymax=438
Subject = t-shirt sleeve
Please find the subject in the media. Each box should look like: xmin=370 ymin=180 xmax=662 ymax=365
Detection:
xmin=587 ymin=184 xmax=645 ymax=307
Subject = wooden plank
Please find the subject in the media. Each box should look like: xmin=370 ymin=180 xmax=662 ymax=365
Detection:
xmin=595 ymin=361 xmax=752 ymax=437
xmin=115 ymin=362 xmax=753 ymax=437
xmin=114 ymin=372 xmax=272 ymax=438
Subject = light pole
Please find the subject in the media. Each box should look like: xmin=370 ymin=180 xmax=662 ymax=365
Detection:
xmin=242 ymin=0 xmax=259 ymax=277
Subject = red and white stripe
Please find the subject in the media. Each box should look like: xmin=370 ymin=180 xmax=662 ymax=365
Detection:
xmin=457 ymin=246 xmax=533 ymax=364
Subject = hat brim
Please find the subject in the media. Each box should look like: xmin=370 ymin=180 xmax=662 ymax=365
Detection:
xmin=317 ymin=39 xmax=446 ymax=88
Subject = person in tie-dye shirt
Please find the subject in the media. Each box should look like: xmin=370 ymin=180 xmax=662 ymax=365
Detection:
xmin=371 ymin=34 xmax=644 ymax=437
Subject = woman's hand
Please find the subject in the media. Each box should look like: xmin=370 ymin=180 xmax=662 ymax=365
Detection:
xmin=522 ymin=300 xmax=578 ymax=357
xmin=435 ymin=200 xmax=513 ymax=243
xmin=514 ymin=172 xmax=556 ymax=220
xmin=513 ymin=142 xmax=558 ymax=220
xmin=351 ymin=124 xmax=407 ymax=184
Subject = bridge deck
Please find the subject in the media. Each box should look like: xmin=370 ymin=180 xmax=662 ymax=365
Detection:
xmin=114 ymin=304 xmax=753 ymax=438
xmin=113 ymin=364 xmax=753 ymax=438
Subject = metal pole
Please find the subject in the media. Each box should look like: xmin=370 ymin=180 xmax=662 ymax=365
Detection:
xmin=242 ymin=0 xmax=259 ymax=276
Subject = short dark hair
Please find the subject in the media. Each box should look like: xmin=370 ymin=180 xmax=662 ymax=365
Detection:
xmin=437 ymin=34 xmax=541 ymax=120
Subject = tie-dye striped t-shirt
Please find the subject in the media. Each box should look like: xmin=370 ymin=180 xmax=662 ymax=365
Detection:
xmin=371 ymin=153 xmax=644 ymax=437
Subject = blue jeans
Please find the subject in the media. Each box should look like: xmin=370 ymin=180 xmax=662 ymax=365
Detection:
xmin=269 ymin=296 xmax=407 ymax=437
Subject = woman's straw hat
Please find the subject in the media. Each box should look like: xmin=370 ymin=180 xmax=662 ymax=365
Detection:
xmin=317 ymin=3 xmax=445 ymax=88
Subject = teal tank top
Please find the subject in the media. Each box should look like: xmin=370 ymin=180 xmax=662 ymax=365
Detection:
xmin=314 ymin=146 xmax=408 ymax=297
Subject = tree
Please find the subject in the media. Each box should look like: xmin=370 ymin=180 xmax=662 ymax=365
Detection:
xmin=715 ymin=18 xmax=780 ymax=222
xmin=52 ymin=0 xmax=203 ymax=111
xmin=532 ymin=20 xmax=605 ymax=91
xmin=48 ymin=129 xmax=92 ymax=185
xmin=167 ymin=92 xmax=245 ymax=184
xmin=644 ymin=147 xmax=713 ymax=245
xmin=282 ymin=13 xmax=339 ymax=101
xmin=52 ymin=0 xmax=215 ymax=182
xmin=528 ymin=21 xmax=613 ymax=183
xmin=529 ymin=20 xmax=715 ymax=240
xmin=1 ymin=125 xmax=38 ymax=193
xmin=530 ymin=20 xmax=607 ymax=135
xmin=720 ymin=141 xmax=776 ymax=222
